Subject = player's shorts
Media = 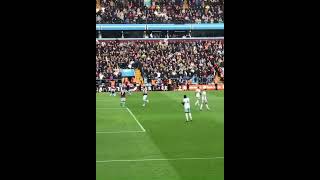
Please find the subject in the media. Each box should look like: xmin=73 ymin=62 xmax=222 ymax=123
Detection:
xmin=202 ymin=98 xmax=208 ymax=104
xmin=121 ymin=97 xmax=126 ymax=102
xmin=184 ymin=107 xmax=191 ymax=113
xmin=143 ymin=95 xmax=148 ymax=101
xmin=196 ymin=95 xmax=200 ymax=99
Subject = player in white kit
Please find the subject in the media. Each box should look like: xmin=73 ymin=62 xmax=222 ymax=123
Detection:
xmin=142 ymin=87 xmax=149 ymax=107
xmin=120 ymin=89 xmax=126 ymax=107
xmin=182 ymin=95 xmax=192 ymax=122
xmin=200 ymin=89 xmax=210 ymax=111
xmin=195 ymin=87 xmax=201 ymax=106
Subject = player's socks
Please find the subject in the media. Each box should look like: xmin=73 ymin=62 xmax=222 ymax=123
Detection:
xmin=189 ymin=113 xmax=192 ymax=121
xmin=206 ymin=104 xmax=210 ymax=110
xmin=200 ymin=104 xmax=203 ymax=110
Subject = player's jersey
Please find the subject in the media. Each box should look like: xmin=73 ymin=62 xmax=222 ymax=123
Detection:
xmin=143 ymin=89 xmax=148 ymax=96
xmin=120 ymin=91 xmax=126 ymax=98
xmin=183 ymin=98 xmax=191 ymax=109
xmin=196 ymin=89 xmax=201 ymax=98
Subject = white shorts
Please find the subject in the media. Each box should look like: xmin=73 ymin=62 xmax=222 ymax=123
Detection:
xmin=184 ymin=107 xmax=191 ymax=113
xmin=143 ymin=95 xmax=148 ymax=101
xmin=202 ymin=98 xmax=207 ymax=104
xmin=121 ymin=98 xmax=126 ymax=102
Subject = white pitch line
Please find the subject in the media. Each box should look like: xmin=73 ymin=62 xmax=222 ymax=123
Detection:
xmin=96 ymin=157 xmax=224 ymax=163
xmin=126 ymin=108 xmax=146 ymax=132
xmin=96 ymin=130 xmax=145 ymax=134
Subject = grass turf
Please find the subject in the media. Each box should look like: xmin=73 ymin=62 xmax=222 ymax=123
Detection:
xmin=96 ymin=90 xmax=224 ymax=180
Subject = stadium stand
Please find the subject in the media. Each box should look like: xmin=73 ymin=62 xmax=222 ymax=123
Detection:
xmin=96 ymin=39 xmax=224 ymax=91
xmin=96 ymin=0 xmax=224 ymax=24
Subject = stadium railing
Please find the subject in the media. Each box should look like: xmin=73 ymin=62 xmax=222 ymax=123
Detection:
xmin=96 ymin=23 xmax=224 ymax=31
xmin=96 ymin=37 xmax=224 ymax=41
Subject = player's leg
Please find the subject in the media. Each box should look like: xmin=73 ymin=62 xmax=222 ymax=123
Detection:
xmin=200 ymin=101 xmax=203 ymax=110
xmin=142 ymin=96 xmax=146 ymax=107
xmin=185 ymin=113 xmax=189 ymax=122
xmin=123 ymin=98 xmax=126 ymax=107
xmin=205 ymin=100 xmax=210 ymax=110
xmin=195 ymin=97 xmax=199 ymax=106
xmin=185 ymin=108 xmax=190 ymax=122
xmin=120 ymin=98 xmax=126 ymax=107
xmin=188 ymin=109 xmax=192 ymax=121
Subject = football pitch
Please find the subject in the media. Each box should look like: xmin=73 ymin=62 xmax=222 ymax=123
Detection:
xmin=96 ymin=91 xmax=224 ymax=180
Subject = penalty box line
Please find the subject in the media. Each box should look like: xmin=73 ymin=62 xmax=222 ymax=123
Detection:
xmin=96 ymin=107 xmax=146 ymax=133
xmin=96 ymin=157 xmax=224 ymax=163
xmin=126 ymin=107 xmax=146 ymax=132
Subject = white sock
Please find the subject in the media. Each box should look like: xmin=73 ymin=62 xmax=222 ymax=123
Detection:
xmin=189 ymin=113 xmax=192 ymax=120
xmin=185 ymin=113 xmax=189 ymax=121
xmin=200 ymin=104 xmax=203 ymax=110
xmin=206 ymin=104 xmax=210 ymax=110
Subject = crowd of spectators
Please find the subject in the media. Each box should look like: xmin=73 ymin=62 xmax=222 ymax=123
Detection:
xmin=96 ymin=39 xmax=224 ymax=85
xmin=96 ymin=0 xmax=224 ymax=24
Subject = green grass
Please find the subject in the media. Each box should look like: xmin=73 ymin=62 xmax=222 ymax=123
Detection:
xmin=96 ymin=91 xmax=224 ymax=180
